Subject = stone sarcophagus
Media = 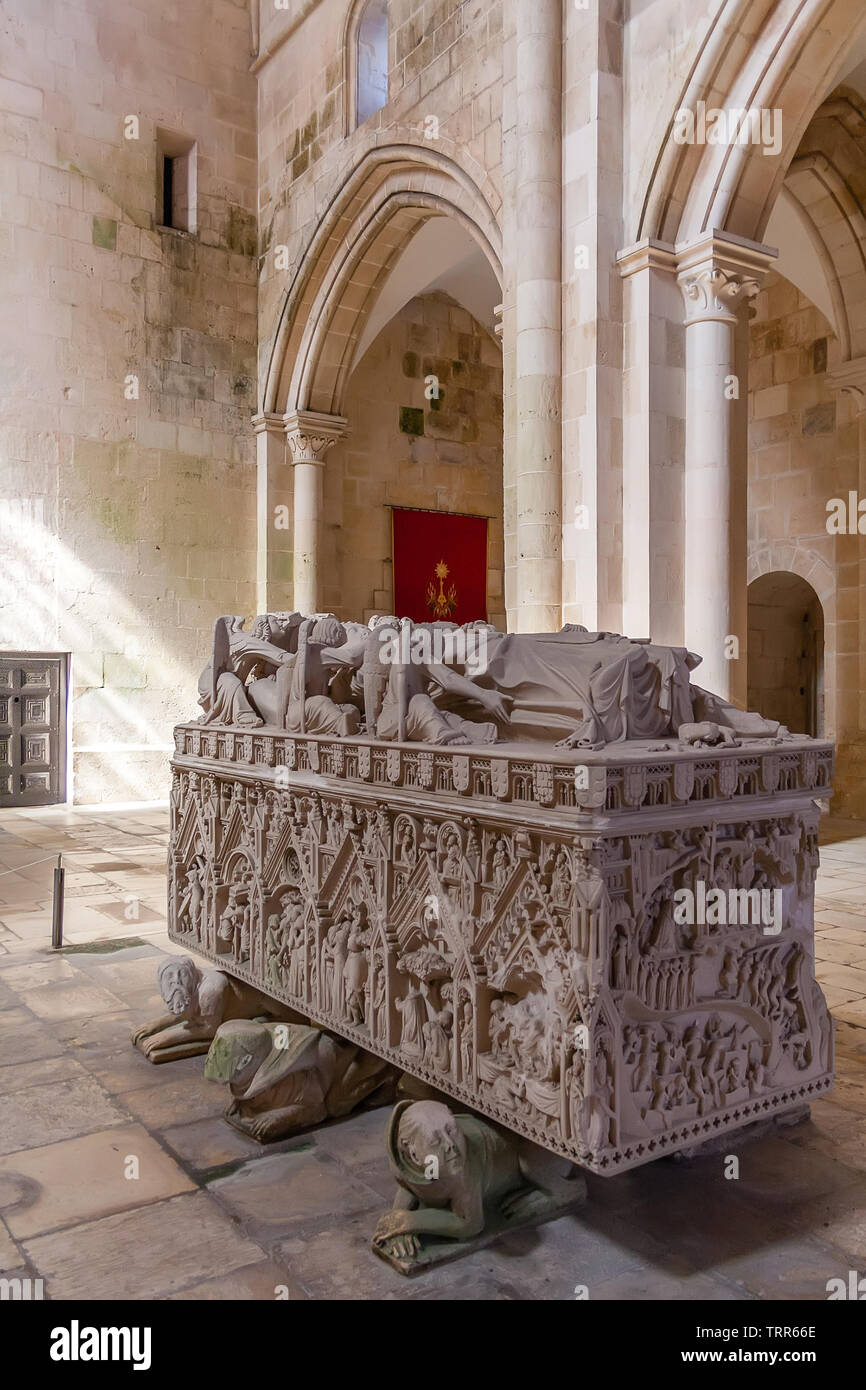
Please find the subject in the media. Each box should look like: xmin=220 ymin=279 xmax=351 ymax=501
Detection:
xmin=167 ymin=615 xmax=834 ymax=1176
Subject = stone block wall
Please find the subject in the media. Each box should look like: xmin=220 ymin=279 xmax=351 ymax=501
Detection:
xmin=747 ymin=270 xmax=863 ymax=811
xmin=256 ymin=0 xmax=504 ymax=397
xmin=324 ymin=290 xmax=504 ymax=621
xmin=0 ymin=0 xmax=258 ymax=802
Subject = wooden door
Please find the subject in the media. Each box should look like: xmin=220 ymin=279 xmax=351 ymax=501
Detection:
xmin=0 ymin=655 xmax=67 ymax=807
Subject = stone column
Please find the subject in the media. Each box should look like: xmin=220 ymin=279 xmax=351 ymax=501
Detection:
xmin=561 ymin=0 xmax=623 ymax=634
xmin=676 ymin=233 xmax=773 ymax=703
xmin=827 ymin=357 xmax=866 ymax=811
xmin=617 ymin=239 xmax=682 ymax=644
xmin=283 ymin=409 xmax=347 ymax=615
xmin=253 ymin=412 xmax=291 ymax=614
xmin=512 ymin=0 xmax=561 ymax=632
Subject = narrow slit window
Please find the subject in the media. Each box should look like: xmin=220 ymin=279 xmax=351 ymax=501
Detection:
xmin=356 ymin=0 xmax=388 ymax=126
xmin=157 ymin=131 xmax=197 ymax=233
xmin=162 ymin=155 xmax=174 ymax=228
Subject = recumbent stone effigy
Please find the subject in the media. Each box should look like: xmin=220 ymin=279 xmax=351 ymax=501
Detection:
xmin=165 ymin=611 xmax=834 ymax=1253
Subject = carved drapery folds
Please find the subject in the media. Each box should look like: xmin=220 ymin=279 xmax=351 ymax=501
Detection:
xmin=168 ymin=734 xmax=834 ymax=1175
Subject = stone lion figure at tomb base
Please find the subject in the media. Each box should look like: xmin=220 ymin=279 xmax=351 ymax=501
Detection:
xmin=203 ymin=1018 xmax=397 ymax=1142
xmin=131 ymin=956 xmax=304 ymax=1063
xmin=371 ymin=1099 xmax=583 ymax=1269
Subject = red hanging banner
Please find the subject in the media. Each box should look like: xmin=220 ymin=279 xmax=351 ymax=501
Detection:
xmin=392 ymin=507 xmax=488 ymax=625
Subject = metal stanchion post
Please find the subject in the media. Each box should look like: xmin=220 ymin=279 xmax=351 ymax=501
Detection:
xmin=51 ymin=853 xmax=64 ymax=950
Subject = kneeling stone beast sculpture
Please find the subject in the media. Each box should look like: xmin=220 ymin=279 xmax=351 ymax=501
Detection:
xmin=131 ymin=955 xmax=304 ymax=1062
xmin=203 ymin=1018 xmax=396 ymax=1142
xmin=166 ymin=613 xmax=834 ymax=1268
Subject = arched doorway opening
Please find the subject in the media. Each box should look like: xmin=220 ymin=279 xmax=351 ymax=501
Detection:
xmin=323 ymin=216 xmax=504 ymax=624
xmin=747 ymin=572 xmax=824 ymax=737
xmin=261 ymin=145 xmax=504 ymax=620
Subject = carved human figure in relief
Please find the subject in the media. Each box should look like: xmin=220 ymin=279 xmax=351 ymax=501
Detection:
xmin=422 ymin=1004 xmax=453 ymax=1073
xmin=460 ymin=998 xmax=474 ymax=1082
xmin=366 ymin=948 xmax=386 ymax=1037
xmin=551 ymin=848 xmax=571 ymax=902
xmin=279 ymin=888 xmax=306 ymax=998
xmin=491 ymin=838 xmax=510 ymax=888
xmin=322 ymin=911 xmax=352 ymax=1015
xmin=264 ymin=912 xmax=286 ymax=992
xmin=198 ymin=613 xmax=300 ymax=728
xmin=287 ymin=616 xmax=362 ymax=737
xmin=131 ymin=956 xmax=303 ymax=1063
xmin=343 ymin=912 xmax=371 ymax=1026
xmin=373 ymin=619 xmax=509 ymax=746
xmin=217 ymin=873 xmax=254 ymax=959
xmin=372 ymin=1099 xmax=582 ymax=1265
xmin=397 ymin=821 xmax=415 ymax=864
xmin=442 ymin=828 xmax=462 ymax=877
xmin=395 ymin=981 xmax=427 ymax=1061
xmin=177 ymin=853 xmax=206 ymax=940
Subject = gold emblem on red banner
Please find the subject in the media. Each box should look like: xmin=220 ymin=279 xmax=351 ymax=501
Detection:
xmin=426 ymin=560 xmax=458 ymax=619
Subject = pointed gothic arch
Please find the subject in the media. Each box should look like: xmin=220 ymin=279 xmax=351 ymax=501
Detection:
xmin=263 ymin=144 xmax=503 ymax=418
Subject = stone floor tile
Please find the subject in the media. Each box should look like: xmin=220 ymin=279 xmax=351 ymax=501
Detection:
xmin=78 ymin=1045 xmax=202 ymax=1096
xmin=610 ymin=1184 xmax=795 ymax=1272
xmin=13 ymin=979 xmax=128 ymax=1022
xmin=0 ymin=1124 xmax=195 ymax=1237
xmin=0 ymin=958 xmax=79 ymax=990
xmin=93 ymin=901 xmax=165 ymax=924
xmin=815 ymin=938 xmax=866 ymax=966
xmin=0 ymin=976 xmax=22 ymax=1011
xmin=168 ymin=1259 xmax=309 ymax=1301
xmin=207 ymin=1148 xmax=385 ymax=1243
xmin=275 ymin=1211 xmax=451 ymax=1300
xmin=831 ymin=1001 xmax=866 ymax=1026
xmin=159 ymin=1115 xmax=264 ymax=1172
xmin=69 ymin=956 xmax=162 ymax=998
xmin=117 ymin=1073 xmax=226 ymax=1128
xmin=310 ymin=1103 xmax=394 ymax=1167
xmin=0 ymin=1053 xmax=90 ymax=1095
xmin=825 ymin=1071 xmax=866 ymax=1117
xmin=0 ymin=1013 xmax=66 ymax=1066
xmin=0 ymin=1074 xmax=127 ymax=1156
xmin=24 ymin=1191 xmax=265 ymax=1300
xmin=398 ymin=1268 xmax=527 ymax=1299
xmin=776 ymin=1180 xmax=866 ymax=1262
xmin=591 ymin=1266 xmax=748 ymax=1300
xmin=49 ymin=1009 xmax=137 ymax=1052
xmin=818 ymin=983 xmax=863 ymax=1008
xmin=707 ymin=1134 xmax=863 ymax=1207
xmin=0 ymin=1217 xmax=25 ymax=1272
xmin=713 ymin=1232 xmax=861 ymax=1299
xmin=815 ymin=962 xmax=866 ymax=992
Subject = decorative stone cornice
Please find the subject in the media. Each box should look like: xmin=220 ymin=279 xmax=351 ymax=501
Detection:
xmin=675 ymin=231 xmax=776 ymax=327
xmin=283 ymin=409 xmax=349 ymax=464
xmin=826 ymin=357 xmax=866 ymax=415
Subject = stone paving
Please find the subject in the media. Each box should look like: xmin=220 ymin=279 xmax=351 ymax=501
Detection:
xmin=0 ymin=803 xmax=864 ymax=1300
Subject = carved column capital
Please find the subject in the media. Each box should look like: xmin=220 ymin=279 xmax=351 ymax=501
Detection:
xmin=283 ymin=409 xmax=349 ymax=464
xmin=826 ymin=358 xmax=866 ymax=415
xmin=675 ymin=232 xmax=775 ymax=326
